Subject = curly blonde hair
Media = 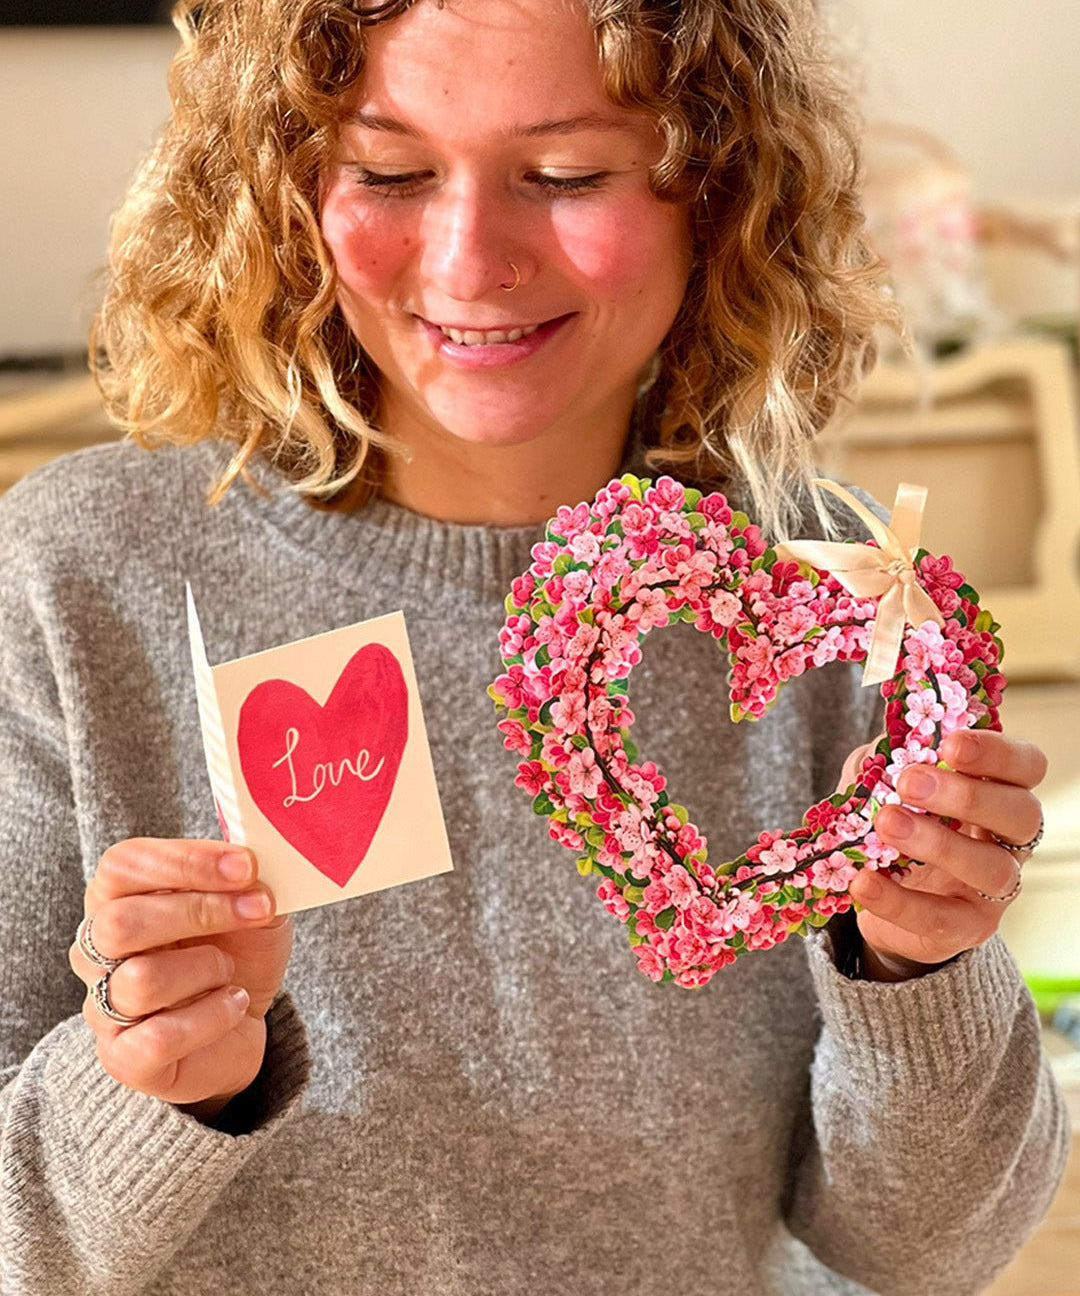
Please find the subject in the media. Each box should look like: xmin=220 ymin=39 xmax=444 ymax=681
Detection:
xmin=92 ymin=0 xmax=893 ymax=537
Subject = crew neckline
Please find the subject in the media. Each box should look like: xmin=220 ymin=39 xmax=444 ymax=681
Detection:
xmin=196 ymin=442 xmax=546 ymax=601
xmin=192 ymin=426 xmax=654 ymax=601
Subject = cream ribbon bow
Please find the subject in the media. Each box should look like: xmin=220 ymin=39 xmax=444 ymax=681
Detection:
xmin=773 ymin=480 xmax=945 ymax=687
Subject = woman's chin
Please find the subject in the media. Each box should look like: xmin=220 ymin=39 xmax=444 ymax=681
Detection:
xmin=420 ymin=406 xmax=565 ymax=453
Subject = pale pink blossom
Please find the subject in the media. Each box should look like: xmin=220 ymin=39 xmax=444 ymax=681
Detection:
xmin=567 ymin=748 xmax=604 ymax=798
xmin=708 ymin=590 xmax=742 ymax=626
xmin=810 ymin=852 xmax=858 ymax=892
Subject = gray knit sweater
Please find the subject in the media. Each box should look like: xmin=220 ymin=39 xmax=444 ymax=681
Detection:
xmin=0 ymin=440 xmax=1069 ymax=1296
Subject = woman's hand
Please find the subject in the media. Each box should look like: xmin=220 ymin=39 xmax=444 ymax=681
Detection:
xmin=840 ymin=730 xmax=1046 ymax=980
xmin=69 ymin=839 xmax=291 ymax=1120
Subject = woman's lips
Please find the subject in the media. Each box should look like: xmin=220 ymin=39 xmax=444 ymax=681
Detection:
xmin=417 ymin=312 xmax=575 ymax=369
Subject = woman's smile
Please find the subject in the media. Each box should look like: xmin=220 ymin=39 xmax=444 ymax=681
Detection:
xmin=415 ymin=311 xmax=576 ymax=369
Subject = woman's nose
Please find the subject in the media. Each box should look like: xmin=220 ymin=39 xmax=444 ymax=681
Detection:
xmin=419 ymin=181 xmax=527 ymax=302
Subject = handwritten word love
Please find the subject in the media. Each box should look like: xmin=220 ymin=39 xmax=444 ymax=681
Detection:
xmin=273 ymin=725 xmax=385 ymax=808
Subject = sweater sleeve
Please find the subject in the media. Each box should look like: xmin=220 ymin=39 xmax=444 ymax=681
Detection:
xmin=783 ymin=923 xmax=1071 ymax=1296
xmin=0 ymin=493 xmax=311 ymax=1295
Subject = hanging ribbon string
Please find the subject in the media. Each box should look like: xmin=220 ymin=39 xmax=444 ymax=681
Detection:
xmin=773 ymin=480 xmax=945 ymax=687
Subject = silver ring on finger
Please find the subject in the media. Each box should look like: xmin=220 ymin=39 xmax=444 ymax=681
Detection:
xmin=992 ymin=811 xmax=1044 ymax=858
xmin=90 ymin=969 xmax=144 ymax=1026
xmin=976 ymin=856 xmax=1023 ymax=904
xmin=76 ymin=914 xmax=123 ymax=972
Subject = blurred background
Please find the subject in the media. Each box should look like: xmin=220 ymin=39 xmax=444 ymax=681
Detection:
xmin=0 ymin=5 xmax=1078 ymax=1291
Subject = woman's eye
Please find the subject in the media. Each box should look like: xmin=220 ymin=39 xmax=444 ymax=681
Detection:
xmin=528 ymin=171 xmax=608 ymax=195
xmin=350 ymin=167 xmax=429 ymax=196
xmin=346 ymin=167 xmax=609 ymax=198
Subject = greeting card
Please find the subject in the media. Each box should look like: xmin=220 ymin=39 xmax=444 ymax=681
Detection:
xmin=188 ymin=589 xmax=453 ymax=913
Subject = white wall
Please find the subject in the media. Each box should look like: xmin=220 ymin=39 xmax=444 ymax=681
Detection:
xmin=827 ymin=0 xmax=1080 ymax=202
xmin=1 ymin=6 xmax=1077 ymax=355
xmin=0 ymin=27 xmax=177 ymax=356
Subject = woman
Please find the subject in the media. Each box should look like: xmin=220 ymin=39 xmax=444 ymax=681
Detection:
xmin=0 ymin=1 xmax=1066 ymax=1292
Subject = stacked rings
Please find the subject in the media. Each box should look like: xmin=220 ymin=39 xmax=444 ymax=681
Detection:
xmin=76 ymin=913 xmax=122 ymax=971
xmin=993 ymin=813 xmax=1045 ymax=857
xmin=976 ymin=812 xmax=1044 ymax=903
xmin=76 ymin=915 xmax=143 ymax=1026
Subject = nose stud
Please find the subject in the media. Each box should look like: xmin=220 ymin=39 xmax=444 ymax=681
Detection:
xmin=500 ymin=261 xmax=521 ymax=292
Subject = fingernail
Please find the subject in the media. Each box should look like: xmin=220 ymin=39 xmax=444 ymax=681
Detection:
xmin=218 ymin=852 xmax=252 ymax=882
xmin=226 ymin=985 xmax=250 ymax=1013
xmin=944 ymin=731 xmax=975 ymax=765
xmin=901 ymin=768 xmax=936 ymax=802
xmin=853 ymin=871 xmax=882 ymax=901
xmin=235 ymin=891 xmax=271 ymax=920
xmin=884 ymin=807 xmax=915 ymax=840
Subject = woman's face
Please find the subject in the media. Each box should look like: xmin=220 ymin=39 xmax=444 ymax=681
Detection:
xmin=320 ymin=0 xmax=691 ymax=463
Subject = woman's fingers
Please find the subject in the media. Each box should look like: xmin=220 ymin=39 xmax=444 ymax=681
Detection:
xmin=73 ymin=838 xmax=291 ymax=1108
xmin=93 ymin=945 xmax=237 ymax=1020
xmin=91 ymin=984 xmax=253 ymax=1098
xmin=873 ymin=805 xmax=1022 ymax=899
xmin=79 ymin=886 xmax=276 ymax=967
xmin=894 ymin=763 xmax=1043 ymax=848
xmin=849 ymin=869 xmax=997 ymax=964
xmin=86 ymin=839 xmax=257 ymax=908
xmin=940 ymin=729 xmax=1048 ymax=790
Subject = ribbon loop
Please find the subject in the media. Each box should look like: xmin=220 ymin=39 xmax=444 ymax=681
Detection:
xmin=773 ymin=480 xmax=944 ymax=687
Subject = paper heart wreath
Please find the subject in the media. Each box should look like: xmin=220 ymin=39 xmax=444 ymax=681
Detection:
xmin=489 ymin=475 xmax=1006 ymax=988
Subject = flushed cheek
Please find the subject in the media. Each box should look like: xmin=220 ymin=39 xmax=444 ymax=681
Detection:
xmin=320 ymin=187 xmax=417 ymax=300
xmin=548 ymin=199 xmax=689 ymax=303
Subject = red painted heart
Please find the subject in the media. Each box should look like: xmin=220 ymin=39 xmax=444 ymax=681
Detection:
xmin=237 ymin=644 xmax=408 ymax=887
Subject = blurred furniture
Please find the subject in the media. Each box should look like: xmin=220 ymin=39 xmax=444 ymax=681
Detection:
xmin=0 ymin=372 xmax=119 ymax=492
xmin=819 ymin=335 xmax=1080 ymax=680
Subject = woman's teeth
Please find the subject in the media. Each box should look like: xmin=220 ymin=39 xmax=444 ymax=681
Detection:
xmin=437 ymin=323 xmax=541 ymax=346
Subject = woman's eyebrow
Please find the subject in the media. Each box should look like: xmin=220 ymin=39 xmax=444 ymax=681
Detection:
xmin=347 ymin=110 xmax=640 ymax=139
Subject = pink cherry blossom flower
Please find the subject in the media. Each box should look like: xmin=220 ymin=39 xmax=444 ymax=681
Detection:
xmin=666 ymin=864 xmax=697 ymax=909
xmin=758 ymin=837 xmax=800 ymax=876
xmin=553 ymin=501 xmax=591 ymax=540
xmin=567 ymin=748 xmax=604 ymax=798
xmin=627 ymin=587 xmax=670 ymax=631
xmin=810 ymin=851 xmax=858 ymax=892
xmin=708 ymin=590 xmax=742 ymax=626
xmin=497 ymin=719 xmax=531 ymax=754
xmin=905 ymin=686 xmax=945 ymax=737
xmin=645 ymin=476 xmax=686 ymax=511
xmin=562 ymin=570 xmax=592 ymax=602
xmin=569 ymin=531 xmax=602 ymax=564
xmin=634 ymin=944 xmax=667 ymax=981
xmin=514 ymin=761 xmax=548 ymax=796
xmin=553 ymin=691 xmax=587 ymax=734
